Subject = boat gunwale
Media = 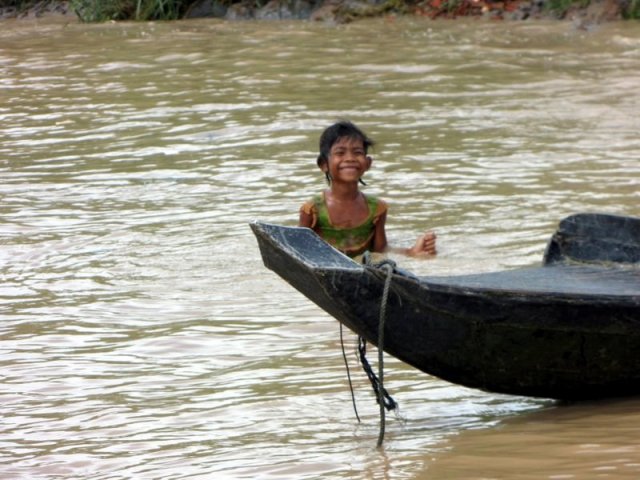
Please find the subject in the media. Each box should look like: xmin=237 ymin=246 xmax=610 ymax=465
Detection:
xmin=253 ymin=219 xmax=640 ymax=306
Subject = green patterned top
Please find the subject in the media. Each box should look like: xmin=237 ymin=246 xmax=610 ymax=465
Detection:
xmin=300 ymin=193 xmax=387 ymax=257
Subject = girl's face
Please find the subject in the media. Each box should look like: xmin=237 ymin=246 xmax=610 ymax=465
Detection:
xmin=321 ymin=136 xmax=372 ymax=184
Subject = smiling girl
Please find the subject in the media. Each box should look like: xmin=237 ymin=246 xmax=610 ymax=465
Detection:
xmin=299 ymin=120 xmax=437 ymax=258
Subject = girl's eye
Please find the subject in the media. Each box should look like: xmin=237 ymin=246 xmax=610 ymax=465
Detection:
xmin=331 ymin=149 xmax=363 ymax=156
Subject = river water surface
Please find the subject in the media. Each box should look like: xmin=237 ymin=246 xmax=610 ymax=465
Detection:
xmin=1 ymin=15 xmax=639 ymax=480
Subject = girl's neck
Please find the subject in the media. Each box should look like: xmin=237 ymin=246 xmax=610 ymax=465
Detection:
xmin=327 ymin=181 xmax=361 ymax=202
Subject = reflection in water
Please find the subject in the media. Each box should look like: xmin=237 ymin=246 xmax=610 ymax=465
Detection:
xmin=0 ymin=16 xmax=639 ymax=480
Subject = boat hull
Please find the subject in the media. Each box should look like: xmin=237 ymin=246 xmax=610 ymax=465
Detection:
xmin=251 ymin=214 xmax=640 ymax=400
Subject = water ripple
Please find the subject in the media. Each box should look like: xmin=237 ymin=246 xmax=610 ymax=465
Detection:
xmin=1 ymin=17 xmax=639 ymax=480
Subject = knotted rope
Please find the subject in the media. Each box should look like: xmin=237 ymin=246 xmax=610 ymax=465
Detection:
xmin=339 ymin=254 xmax=398 ymax=446
xmin=364 ymin=254 xmax=398 ymax=447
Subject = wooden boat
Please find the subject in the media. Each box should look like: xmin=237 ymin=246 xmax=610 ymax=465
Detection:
xmin=251 ymin=213 xmax=640 ymax=400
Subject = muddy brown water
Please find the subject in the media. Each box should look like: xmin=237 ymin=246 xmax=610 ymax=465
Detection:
xmin=1 ymin=16 xmax=639 ymax=479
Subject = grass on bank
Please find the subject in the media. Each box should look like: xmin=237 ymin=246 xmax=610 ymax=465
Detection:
xmin=71 ymin=0 xmax=184 ymax=21
xmin=2 ymin=0 xmax=639 ymax=20
xmin=1 ymin=0 xmax=188 ymax=20
xmin=624 ymin=0 xmax=640 ymax=17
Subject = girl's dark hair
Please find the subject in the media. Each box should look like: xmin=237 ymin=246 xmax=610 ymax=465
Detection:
xmin=317 ymin=120 xmax=374 ymax=184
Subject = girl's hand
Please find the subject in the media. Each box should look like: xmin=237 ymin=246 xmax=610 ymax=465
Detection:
xmin=408 ymin=231 xmax=437 ymax=257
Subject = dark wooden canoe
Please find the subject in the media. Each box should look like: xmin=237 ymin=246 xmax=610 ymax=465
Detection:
xmin=251 ymin=213 xmax=640 ymax=400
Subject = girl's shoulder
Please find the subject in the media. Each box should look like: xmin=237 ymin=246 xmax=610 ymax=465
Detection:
xmin=300 ymin=193 xmax=324 ymax=215
xmin=363 ymin=193 xmax=388 ymax=217
xmin=300 ymin=194 xmax=326 ymax=230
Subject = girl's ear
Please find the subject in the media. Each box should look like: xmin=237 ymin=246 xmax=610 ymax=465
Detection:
xmin=317 ymin=158 xmax=331 ymax=184
xmin=365 ymin=155 xmax=373 ymax=170
xmin=317 ymin=154 xmax=328 ymax=172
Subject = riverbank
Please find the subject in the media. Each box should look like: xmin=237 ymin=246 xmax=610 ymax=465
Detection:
xmin=0 ymin=0 xmax=74 ymax=20
xmin=0 ymin=0 xmax=630 ymax=24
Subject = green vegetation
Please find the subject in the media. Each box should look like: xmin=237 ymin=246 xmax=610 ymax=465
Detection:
xmin=543 ymin=0 xmax=639 ymax=19
xmin=544 ymin=0 xmax=589 ymax=17
xmin=623 ymin=0 xmax=640 ymax=18
xmin=0 ymin=0 xmax=197 ymax=20
xmin=70 ymin=0 xmax=186 ymax=21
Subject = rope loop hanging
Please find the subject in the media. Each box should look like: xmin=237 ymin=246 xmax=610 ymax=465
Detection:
xmin=362 ymin=253 xmax=398 ymax=447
